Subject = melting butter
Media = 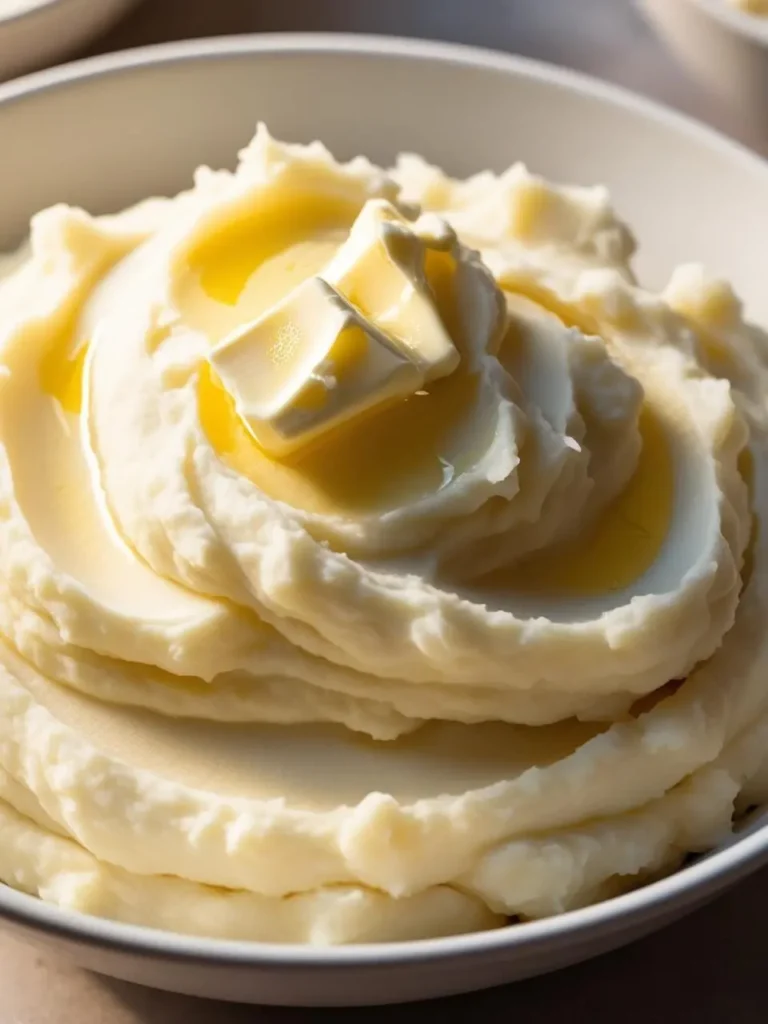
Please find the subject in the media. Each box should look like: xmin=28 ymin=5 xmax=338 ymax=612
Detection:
xmin=209 ymin=276 xmax=425 ymax=458
xmin=207 ymin=201 xmax=466 ymax=459
xmin=323 ymin=200 xmax=460 ymax=380
xmin=184 ymin=192 xmax=493 ymax=513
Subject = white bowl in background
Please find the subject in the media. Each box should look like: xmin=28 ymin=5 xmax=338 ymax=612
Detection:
xmin=2 ymin=35 xmax=768 ymax=1006
xmin=0 ymin=0 xmax=141 ymax=81
xmin=642 ymin=0 xmax=768 ymax=118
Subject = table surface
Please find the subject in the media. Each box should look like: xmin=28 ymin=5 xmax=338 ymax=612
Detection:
xmin=4 ymin=1 xmax=768 ymax=1020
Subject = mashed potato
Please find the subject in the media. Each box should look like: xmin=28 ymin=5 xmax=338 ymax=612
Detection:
xmin=0 ymin=126 xmax=764 ymax=943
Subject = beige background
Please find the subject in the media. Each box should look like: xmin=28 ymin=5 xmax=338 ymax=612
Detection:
xmin=2 ymin=1 xmax=767 ymax=1020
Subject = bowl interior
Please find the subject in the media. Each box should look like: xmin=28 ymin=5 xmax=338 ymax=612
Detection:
xmin=1 ymin=36 xmax=768 ymax=322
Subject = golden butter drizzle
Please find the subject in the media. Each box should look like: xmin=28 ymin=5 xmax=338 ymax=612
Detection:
xmin=481 ymin=405 xmax=674 ymax=597
xmin=198 ymin=362 xmax=482 ymax=515
xmin=178 ymin=193 xmax=358 ymax=343
xmin=38 ymin=332 xmax=88 ymax=415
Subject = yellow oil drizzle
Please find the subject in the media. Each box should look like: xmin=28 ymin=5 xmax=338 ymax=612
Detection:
xmin=38 ymin=333 xmax=88 ymax=414
xmin=198 ymin=362 xmax=484 ymax=515
xmin=177 ymin=192 xmax=359 ymax=347
xmin=188 ymin=193 xmax=358 ymax=305
xmin=481 ymin=405 xmax=674 ymax=596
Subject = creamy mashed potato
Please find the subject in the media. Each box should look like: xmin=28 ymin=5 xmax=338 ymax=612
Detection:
xmin=0 ymin=125 xmax=766 ymax=944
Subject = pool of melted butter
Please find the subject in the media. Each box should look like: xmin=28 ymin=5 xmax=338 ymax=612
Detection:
xmin=479 ymin=404 xmax=674 ymax=599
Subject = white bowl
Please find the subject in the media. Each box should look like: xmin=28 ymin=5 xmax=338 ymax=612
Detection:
xmin=0 ymin=0 xmax=141 ymax=81
xmin=2 ymin=34 xmax=768 ymax=1007
xmin=642 ymin=0 xmax=768 ymax=119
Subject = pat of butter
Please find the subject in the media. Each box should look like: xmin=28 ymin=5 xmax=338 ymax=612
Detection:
xmin=208 ymin=276 xmax=424 ymax=458
xmin=324 ymin=200 xmax=460 ymax=382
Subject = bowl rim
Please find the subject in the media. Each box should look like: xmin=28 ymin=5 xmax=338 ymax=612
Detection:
xmin=2 ymin=30 xmax=768 ymax=968
xmin=691 ymin=0 xmax=768 ymax=43
xmin=0 ymin=0 xmax=79 ymax=29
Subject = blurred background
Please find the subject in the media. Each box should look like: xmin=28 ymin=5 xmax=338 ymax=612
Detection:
xmin=61 ymin=0 xmax=768 ymax=156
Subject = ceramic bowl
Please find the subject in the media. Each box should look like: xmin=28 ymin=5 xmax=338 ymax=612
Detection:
xmin=2 ymin=34 xmax=768 ymax=1007
xmin=0 ymin=0 xmax=141 ymax=81
xmin=642 ymin=0 xmax=768 ymax=120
